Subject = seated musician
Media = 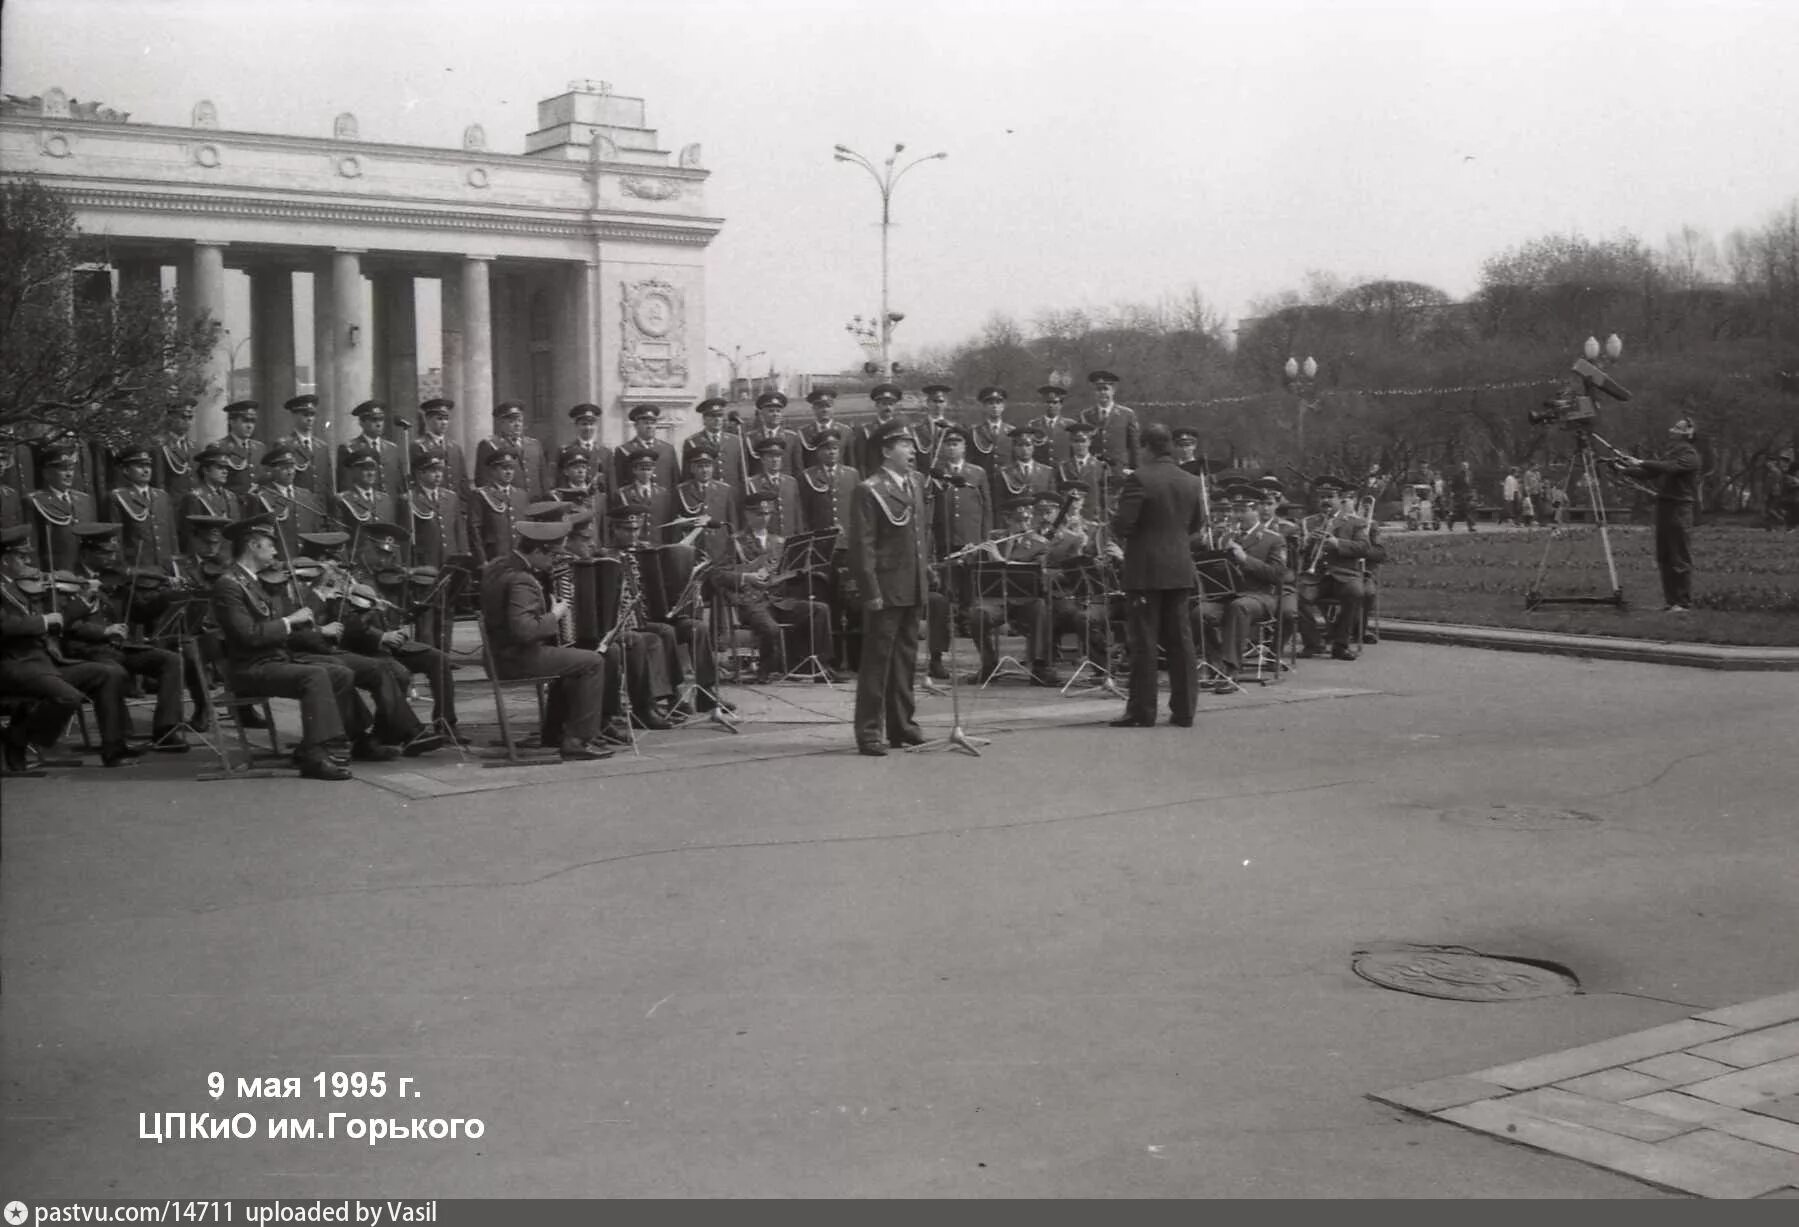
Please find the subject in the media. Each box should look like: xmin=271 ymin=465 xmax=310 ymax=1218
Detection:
xmin=168 ymin=513 xmax=238 ymax=729
xmin=1258 ymin=483 xmax=1302 ymax=630
xmin=591 ymin=503 xmax=680 ymax=731
xmin=277 ymin=531 xmax=444 ymax=759
xmin=599 ymin=503 xmax=728 ymax=721
xmin=405 ymin=451 xmax=469 ymax=655
xmin=0 ymin=523 xmax=138 ymax=771
xmin=674 ymin=444 xmax=734 ymax=561
xmin=924 ymin=425 xmax=988 ymax=681
xmin=711 ymin=491 xmax=842 ymax=684
xmin=743 ymin=438 xmax=802 ymax=537
xmin=796 ymin=429 xmax=859 ymax=671
xmin=470 ymin=448 xmax=531 ymax=564
xmin=964 ymin=495 xmax=1059 ymax=687
xmin=1296 ymin=477 xmax=1383 ymax=660
xmin=345 ymin=519 xmax=463 ymax=745
xmin=1036 ymin=486 xmax=1114 ymax=670
xmin=208 ymin=515 xmax=356 ymax=780
xmin=1193 ymin=483 xmax=1289 ymax=693
xmin=62 ymin=522 xmax=191 ymax=751
xmin=477 ymin=519 xmax=613 ymax=761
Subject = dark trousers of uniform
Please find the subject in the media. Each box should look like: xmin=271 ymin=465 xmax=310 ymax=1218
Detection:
xmin=970 ymin=597 xmax=1053 ymax=670
xmin=603 ymin=630 xmax=674 ymax=722
xmin=119 ymin=645 xmax=185 ymax=732
xmin=0 ymin=657 xmax=129 ymax=749
xmin=290 ymin=652 xmax=385 ymax=744
xmin=1124 ymin=586 xmax=1197 ymax=723
xmin=733 ymin=598 xmax=832 ymax=676
xmin=855 ymin=603 xmax=923 ymax=748
xmin=333 ymin=650 xmax=419 ymax=744
xmin=924 ymin=590 xmax=953 ymax=658
xmin=389 ymin=643 xmax=457 ymax=727
xmin=666 ymin=616 xmax=722 ymax=710
xmin=1194 ymin=592 xmax=1276 ymax=671
xmin=1655 ymin=502 xmax=1695 ymax=606
xmin=494 ymin=645 xmax=606 ymax=746
xmin=1052 ymin=595 xmax=1111 ymax=664
xmin=227 ymin=657 xmax=350 ymax=754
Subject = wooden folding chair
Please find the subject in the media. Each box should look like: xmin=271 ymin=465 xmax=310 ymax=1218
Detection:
xmin=472 ymin=612 xmax=560 ymax=769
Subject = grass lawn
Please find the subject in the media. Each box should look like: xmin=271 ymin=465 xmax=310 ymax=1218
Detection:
xmin=1375 ymin=523 xmax=1799 ymax=647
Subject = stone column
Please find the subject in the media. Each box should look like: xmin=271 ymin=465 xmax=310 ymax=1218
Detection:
xmin=311 ymin=262 xmax=339 ymax=450
xmin=330 ymin=250 xmax=371 ymax=448
xmin=185 ymin=241 xmax=230 ymax=443
xmin=250 ymin=267 xmax=296 ymax=442
xmin=118 ymin=260 xmax=162 ymax=303
xmin=372 ymin=273 xmax=419 ymax=423
xmin=461 ymin=256 xmax=495 ymax=435
xmin=439 ymin=271 xmax=470 ymax=472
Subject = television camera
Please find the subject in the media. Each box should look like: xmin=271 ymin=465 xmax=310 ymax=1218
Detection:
xmin=1528 ymin=357 xmax=1632 ymax=430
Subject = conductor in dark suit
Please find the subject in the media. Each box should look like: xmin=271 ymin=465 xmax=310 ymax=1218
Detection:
xmin=1108 ymin=423 xmax=1205 ymax=728
xmin=848 ymin=420 xmax=930 ymax=756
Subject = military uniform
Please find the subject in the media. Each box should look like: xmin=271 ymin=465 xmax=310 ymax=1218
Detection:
xmin=1194 ymin=515 xmax=1288 ymax=681
xmin=714 ymin=524 xmax=833 ymax=680
xmin=278 ymin=395 xmax=336 ymax=504
xmin=469 ymin=476 xmax=531 ymax=565
xmin=28 ymin=478 xmax=98 ymax=571
xmin=212 ymin=401 xmax=266 ymax=495
xmin=476 ymin=423 xmax=551 ymax=501
xmin=848 ymin=449 xmax=930 ymax=752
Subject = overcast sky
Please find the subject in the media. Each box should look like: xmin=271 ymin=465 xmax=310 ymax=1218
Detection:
xmin=5 ymin=0 xmax=1796 ymax=381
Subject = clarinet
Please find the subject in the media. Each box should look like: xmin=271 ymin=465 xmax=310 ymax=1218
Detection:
xmin=551 ymin=555 xmax=576 ymax=646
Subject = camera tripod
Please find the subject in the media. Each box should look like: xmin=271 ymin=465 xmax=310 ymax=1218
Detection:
xmin=1524 ymin=427 xmax=1624 ymax=610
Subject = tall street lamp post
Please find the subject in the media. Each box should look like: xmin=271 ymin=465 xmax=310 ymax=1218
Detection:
xmin=709 ymin=344 xmax=766 ymax=401
xmin=1283 ymin=354 xmax=1318 ymax=461
xmin=832 ymin=142 xmax=947 ymax=378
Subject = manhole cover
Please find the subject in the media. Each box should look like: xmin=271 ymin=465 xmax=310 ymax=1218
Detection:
xmin=1352 ymin=943 xmax=1580 ymax=1001
xmin=1441 ymin=804 xmax=1600 ymax=831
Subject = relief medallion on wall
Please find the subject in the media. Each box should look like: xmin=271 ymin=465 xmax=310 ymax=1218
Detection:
xmin=619 ymin=280 xmax=689 ymax=390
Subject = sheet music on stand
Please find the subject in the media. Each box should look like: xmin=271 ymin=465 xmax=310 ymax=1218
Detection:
xmin=777 ymin=528 xmax=838 ymax=599
xmin=1192 ymin=550 xmax=1242 ymax=602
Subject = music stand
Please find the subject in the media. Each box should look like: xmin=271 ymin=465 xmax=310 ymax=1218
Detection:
xmin=1056 ymin=559 xmax=1126 ymax=698
xmin=970 ymin=560 xmax=1043 ymax=688
xmin=405 ymin=562 xmax=472 ymax=762
xmin=667 ymin=558 xmax=739 ymax=733
xmin=775 ymin=529 xmax=838 ymax=684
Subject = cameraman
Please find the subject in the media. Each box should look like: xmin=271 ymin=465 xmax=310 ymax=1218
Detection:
xmin=1612 ymin=414 xmax=1702 ymax=612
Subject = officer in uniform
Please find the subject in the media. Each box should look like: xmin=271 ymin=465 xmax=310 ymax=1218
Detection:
xmin=1029 ymin=383 xmax=1080 ymax=465
xmin=249 ymin=446 xmax=328 ymax=556
xmin=333 ymin=453 xmax=398 ymax=538
xmin=923 ymin=425 xmax=989 ymax=681
xmin=683 ymin=398 xmax=749 ymax=494
xmin=63 ymin=522 xmax=190 ymax=749
xmin=152 ymin=400 xmax=199 ymax=498
xmin=795 ymin=429 xmax=860 ymax=669
xmin=712 ymin=491 xmax=839 ymax=683
xmin=177 ymin=446 xmax=243 ymax=557
xmin=916 ymin=384 xmax=957 ymax=467
xmin=1193 ymin=483 xmax=1288 ymax=692
xmin=593 ymin=504 xmax=681 ymax=730
xmin=848 ymin=384 xmax=914 ymax=476
xmin=279 ymin=394 xmax=335 ymax=503
xmin=673 ymin=443 xmax=735 ymax=560
xmin=1295 ymin=477 xmax=1380 ymax=660
xmin=609 ymin=448 xmax=674 ymax=529
xmin=413 ymin=398 xmax=469 ymax=499
xmin=476 ymin=402 xmax=550 ymax=500
xmin=744 ymin=392 xmax=801 ymax=479
xmin=1056 ymin=422 xmax=1107 ymax=513
xmin=105 ymin=447 xmax=179 ymax=570
xmin=611 ymin=405 xmax=681 ymax=491
xmin=743 ymin=437 xmax=802 ymax=537
xmin=213 ymin=400 xmax=266 ymax=495
xmin=209 ymin=515 xmax=355 ymax=780
xmin=1 ymin=523 xmax=139 ymax=770
xmin=1082 ymin=370 xmax=1141 ymax=478
xmin=406 ymin=451 xmax=470 ymax=655
xmin=993 ymin=425 xmax=1056 ymax=507
xmin=965 ymin=495 xmax=1059 ymax=686
xmin=337 ymin=400 xmax=407 ymax=499
xmin=469 ymin=448 xmax=531 ymax=564
xmin=346 ymin=520 xmax=461 ymax=743
xmin=796 ymin=389 xmax=843 ymax=472
xmin=31 ymin=443 xmax=100 ymax=570
xmin=563 ymin=403 xmax=611 ymax=497
xmin=1172 ymin=428 xmax=1205 ymax=477
xmin=848 ymin=421 xmax=931 ymax=754
xmin=478 ymin=519 xmax=613 ymax=761
xmin=967 ymin=386 xmax=1012 ymax=473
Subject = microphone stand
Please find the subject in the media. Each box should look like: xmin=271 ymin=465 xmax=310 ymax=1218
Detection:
xmin=907 ymin=539 xmax=992 ymax=758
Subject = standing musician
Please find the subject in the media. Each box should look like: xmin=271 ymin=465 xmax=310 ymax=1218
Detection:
xmin=1295 ymin=476 xmax=1383 ymax=661
xmin=848 ymin=384 xmax=914 ymax=477
xmin=469 ymin=448 xmax=531 ymax=565
xmin=1193 ymin=483 xmax=1290 ymax=694
xmin=796 ymin=388 xmax=843 ymax=472
xmin=602 ymin=503 xmax=726 ymax=721
xmin=795 ymin=429 xmax=860 ymax=670
xmin=683 ymin=399 xmax=748 ymax=496
xmin=1029 ymin=383 xmax=1080 ymax=465
xmin=345 ymin=520 xmax=462 ymax=744
xmin=30 ymin=444 xmax=98 ymax=571
xmin=674 ymin=444 xmax=735 ymax=561
xmin=560 ymin=404 xmax=610 ymax=497
xmin=207 ymin=516 xmax=356 ymax=780
xmin=924 ymin=425 xmax=990 ymax=681
xmin=281 ymin=530 xmax=443 ymax=759
xmin=967 ymin=386 xmax=1013 ymax=474
xmin=213 ymin=401 xmax=266 ymax=496
xmin=1109 ymin=422 xmax=1204 ymax=727
xmin=592 ymin=504 xmax=682 ymax=729
xmin=478 ymin=520 xmax=612 ymax=760
xmin=278 ymin=394 xmax=336 ymax=504
xmin=743 ymin=391 xmax=801 ymax=479
xmin=964 ymin=495 xmax=1059 ymax=687
xmin=1082 ymin=370 xmax=1141 ymax=479
xmin=848 ymin=420 xmax=930 ymax=756
xmin=177 ymin=446 xmax=243 ymax=557
xmin=413 ymin=398 xmax=469 ymax=499
xmin=250 ymin=446 xmax=328 ymax=556
xmin=742 ymin=438 xmax=802 ymax=537
xmin=1056 ymin=422 xmax=1106 ymax=512
xmin=406 ymin=451 xmax=469 ymax=655
xmin=993 ymin=424 xmax=1056 ymax=507
xmin=611 ymin=405 xmax=681 ymax=492
xmin=61 ymin=522 xmax=190 ymax=750
xmin=916 ymin=384 xmax=957 ymax=462
xmin=609 ymin=447 xmax=675 ymax=530
xmin=336 ymin=401 xmax=407 ymax=500
xmin=711 ymin=492 xmax=840 ymax=684
xmin=333 ymin=453 xmax=399 ymax=538
xmin=476 ymin=402 xmax=550 ymax=500
xmin=152 ymin=400 xmax=199 ymax=499
xmin=0 ymin=523 xmax=140 ymax=770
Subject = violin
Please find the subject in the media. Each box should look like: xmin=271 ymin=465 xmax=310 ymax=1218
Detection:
xmin=101 ymin=565 xmax=172 ymax=592
xmin=12 ymin=569 xmax=98 ymax=600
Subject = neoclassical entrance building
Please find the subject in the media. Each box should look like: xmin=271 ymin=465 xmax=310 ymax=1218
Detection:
xmin=0 ymin=81 xmax=723 ymax=461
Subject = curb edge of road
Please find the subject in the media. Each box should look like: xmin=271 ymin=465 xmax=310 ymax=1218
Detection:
xmin=1377 ymin=619 xmax=1799 ymax=672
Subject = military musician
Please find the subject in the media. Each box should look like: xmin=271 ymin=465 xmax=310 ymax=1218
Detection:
xmin=796 ymin=388 xmax=843 ymax=472
xmin=743 ymin=437 xmax=802 ymax=537
xmin=476 ymin=401 xmax=550 ymax=501
xmin=674 ymin=444 xmax=735 ymax=561
xmin=213 ymin=401 xmax=265 ymax=495
xmin=30 ymin=443 xmax=98 ymax=571
xmin=250 ymin=446 xmax=328 ymax=556
xmin=152 ymin=400 xmax=199 ymax=499
xmin=848 ymin=384 xmax=914 ymax=476
xmin=967 ymin=386 xmax=1012 ymax=472
xmin=61 ymin=522 xmax=191 ymax=750
xmin=1029 ymin=383 xmax=1080 ymax=465
xmin=333 ymin=452 xmax=399 ymax=539
xmin=848 ymin=421 xmax=930 ymax=755
xmin=593 ymin=504 xmax=682 ymax=729
xmin=413 ymin=398 xmax=469 ymax=499
xmin=1082 ymin=370 xmax=1141 ymax=478
xmin=712 ymin=491 xmax=840 ymax=684
xmin=612 ymin=405 xmax=681 ymax=492
xmin=1193 ymin=482 xmax=1290 ymax=692
xmin=923 ymin=425 xmax=989 ymax=681
xmin=683 ymin=398 xmax=749 ymax=494
xmin=176 ymin=447 xmax=242 ymax=558
xmin=744 ymin=391 xmax=801 ymax=480
xmin=337 ymin=401 xmax=407 ymax=499
xmin=469 ymin=448 xmax=531 ymax=564
xmin=963 ymin=495 xmax=1059 ymax=687
xmin=345 ymin=520 xmax=461 ymax=743
xmin=1295 ymin=476 xmax=1382 ymax=661
xmin=278 ymin=394 xmax=335 ymax=504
